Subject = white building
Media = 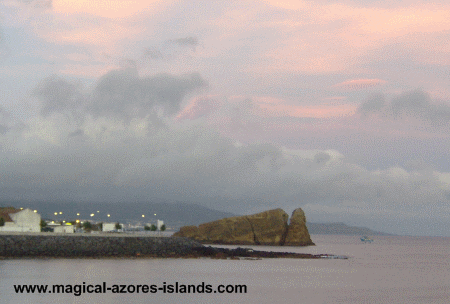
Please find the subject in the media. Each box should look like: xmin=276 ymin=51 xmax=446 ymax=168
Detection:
xmin=53 ymin=225 xmax=75 ymax=233
xmin=0 ymin=208 xmax=41 ymax=233
xmin=157 ymin=220 xmax=164 ymax=230
xmin=103 ymin=223 xmax=119 ymax=232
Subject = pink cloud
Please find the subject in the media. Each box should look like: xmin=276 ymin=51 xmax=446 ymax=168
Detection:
xmin=257 ymin=1 xmax=450 ymax=74
xmin=40 ymin=21 xmax=144 ymax=50
xmin=332 ymin=79 xmax=388 ymax=91
xmin=179 ymin=93 xmax=449 ymax=146
xmin=53 ymin=0 xmax=169 ymax=19
xmin=58 ymin=63 xmax=121 ymax=78
xmin=227 ymin=95 xmax=357 ymax=119
xmin=246 ymin=96 xmax=356 ymax=118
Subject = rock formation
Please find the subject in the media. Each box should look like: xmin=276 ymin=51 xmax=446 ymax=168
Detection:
xmin=284 ymin=208 xmax=314 ymax=246
xmin=173 ymin=208 xmax=314 ymax=246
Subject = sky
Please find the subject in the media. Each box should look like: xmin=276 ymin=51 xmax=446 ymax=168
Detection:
xmin=1 ymin=0 xmax=450 ymax=236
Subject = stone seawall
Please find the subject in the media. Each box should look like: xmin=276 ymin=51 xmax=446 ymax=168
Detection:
xmin=0 ymin=234 xmax=203 ymax=258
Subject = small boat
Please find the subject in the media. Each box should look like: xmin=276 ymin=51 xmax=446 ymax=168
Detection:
xmin=360 ymin=236 xmax=374 ymax=243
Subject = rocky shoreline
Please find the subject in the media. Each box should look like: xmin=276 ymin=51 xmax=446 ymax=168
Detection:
xmin=0 ymin=234 xmax=201 ymax=258
xmin=187 ymin=246 xmax=322 ymax=259
xmin=0 ymin=234 xmax=347 ymax=259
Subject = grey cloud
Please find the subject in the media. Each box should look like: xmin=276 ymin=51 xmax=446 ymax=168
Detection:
xmin=0 ymin=125 xmax=9 ymax=135
xmin=0 ymin=107 xmax=17 ymax=134
xmin=34 ymin=75 xmax=85 ymax=117
xmin=390 ymin=90 xmax=430 ymax=117
xmin=358 ymin=89 xmax=450 ymax=125
xmin=91 ymin=69 xmax=206 ymax=119
xmin=34 ymin=69 xmax=207 ymax=121
xmin=10 ymin=0 xmax=52 ymax=8
xmin=143 ymin=48 xmax=164 ymax=60
xmin=68 ymin=129 xmax=84 ymax=137
xmin=358 ymin=93 xmax=386 ymax=114
xmin=143 ymin=37 xmax=199 ymax=61
xmin=314 ymin=152 xmax=331 ymax=164
xmin=118 ymin=59 xmax=138 ymax=69
xmin=168 ymin=37 xmax=199 ymax=48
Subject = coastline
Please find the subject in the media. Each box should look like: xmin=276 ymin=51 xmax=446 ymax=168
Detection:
xmin=0 ymin=233 xmax=342 ymax=259
xmin=0 ymin=233 xmax=201 ymax=258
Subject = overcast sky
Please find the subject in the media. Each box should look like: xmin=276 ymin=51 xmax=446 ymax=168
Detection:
xmin=1 ymin=0 xmax=450 ymax=235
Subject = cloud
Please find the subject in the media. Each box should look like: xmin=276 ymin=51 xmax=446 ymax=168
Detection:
xmin=91 ymin=69 xmax=206 ymax=119
xmin=332 ymin=79 xmax=388 ymax=91
xmin=256 ymin=1 xmax=450 ymax=76
xmin=358 ymin=89 xmax=450 ymax=125
xmin=143 ymin=47 xmax=164 ymax=60
xmin=168 ymin=37 xmax=199 ymax=49
xmin=357 ymin=93 xmax=386 ymax=113
xmin=2 ymin=71 xmax=450 ymax=234
xmin=143 ymin=36 xmax=200 ymax=62
xmin=34 ymin=75 xmax=85 ymax=117
xmin=176 ymin=95 xmax=221 ymax=120
xmin=33 ymin=68 xmax=207 ymax=121
xmin=4 ymin=0 xmax=52 ymax=9
xmin=52 ymin=0 xmax=166 ymax=19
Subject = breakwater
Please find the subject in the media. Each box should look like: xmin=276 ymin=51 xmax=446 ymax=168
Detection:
xmin=0 ymin=233 xmax=345 ymax=259
xmin=0 ymin=233 xmax=203 ymax=258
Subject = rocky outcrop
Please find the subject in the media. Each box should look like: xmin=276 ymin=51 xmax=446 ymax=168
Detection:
xmin=173 ymin=208 xmax=314 ymax=246
xmin=174 ymin=209 xmax=288 ymax=245
xmin=284 ymin=208 xmax=314 ymax=246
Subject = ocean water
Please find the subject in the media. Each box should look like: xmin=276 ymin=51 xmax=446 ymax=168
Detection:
xmin=1 ymin=235 xmax=449 ymax=303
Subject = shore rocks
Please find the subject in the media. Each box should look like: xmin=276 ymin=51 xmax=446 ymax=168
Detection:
xmin=0 ymin=234 xmax=203 ymax=258
xmin=191 ymin=246 xmax=321 ymax=259
xmin=173 ymin=208 xmax=315 ymax=246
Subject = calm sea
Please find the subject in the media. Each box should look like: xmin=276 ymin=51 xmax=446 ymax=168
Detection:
xmin=1 ymin=235 xmax=449 ymax=303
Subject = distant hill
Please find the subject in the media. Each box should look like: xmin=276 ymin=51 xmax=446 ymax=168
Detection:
xmin=0 ymin=200 xmax=235 ymax=229
xmin=306 ymin=222 xmax=393 ymax=236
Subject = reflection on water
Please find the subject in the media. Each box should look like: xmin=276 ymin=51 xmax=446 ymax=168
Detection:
xmin=1 ymin=235 xmax=450 ymax=303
